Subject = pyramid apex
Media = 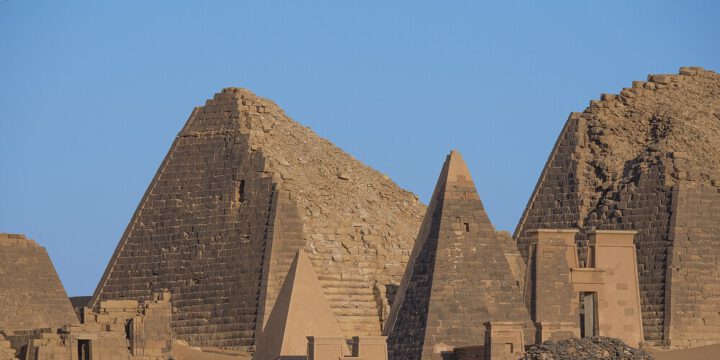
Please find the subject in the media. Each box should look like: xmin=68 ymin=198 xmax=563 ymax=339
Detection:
xmin=221 ymin=87 xmax=257 ymax=97
xmin=445 ymin=149 xmax=473 ymax=185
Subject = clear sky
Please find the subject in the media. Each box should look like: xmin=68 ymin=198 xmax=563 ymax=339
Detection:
xmin=1 ymin=1 xmax=719 ymax=296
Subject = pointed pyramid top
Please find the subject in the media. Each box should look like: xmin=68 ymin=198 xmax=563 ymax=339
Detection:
xmin=253 ymin=250 xmax=344 ymax=360
xmin=445 ymin=150 xmax=474 ymax=186
xmin=385 ymin=151 xmax=532 ymax=359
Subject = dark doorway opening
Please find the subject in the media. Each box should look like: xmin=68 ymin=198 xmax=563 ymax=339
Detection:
xmin=579 ymin=291 xmax=597 ymax=338
xmin=78 ymin=339 xmax=91 ymax=360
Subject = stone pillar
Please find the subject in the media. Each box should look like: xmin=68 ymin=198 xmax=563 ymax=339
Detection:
xmin=528 ymin=230 xmax=581 ymax=342
xmin=484 ymin=322 xmax=525 ymax=360
xmin=589 ymin=230 xmax=643 ymax=347
xmin=351 ymin=336 xmax=388 ymax=360
xmin=306 ymin=336 xmax=345 ymax=360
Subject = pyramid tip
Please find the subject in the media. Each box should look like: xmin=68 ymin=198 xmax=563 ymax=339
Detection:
xmin=445 ymin=149 xmax=473 ymax=184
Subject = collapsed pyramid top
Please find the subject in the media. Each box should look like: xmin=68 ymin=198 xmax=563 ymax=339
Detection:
xmin=253 ymin=250 xmax=345 ymax=360
xmin=91 ymin=87 xmax=426 ymax=348
xmin=512 ymin=66 xmax=720 ymax=346
xmin=385 ymin=151 xmax=531 ymax=360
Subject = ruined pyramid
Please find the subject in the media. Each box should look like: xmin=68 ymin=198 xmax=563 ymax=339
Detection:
xmin=253 ymin=250 xmax=345 ymax=360
xmin=514 ymin=67 xmax=720 ymax=347
xmin=90 ymin=88 xmax=425 ymax=349
xmin=385 ymin=151 xmax=532 ymax=360
xmin=0 ymin=234 xmax=79 ymax=331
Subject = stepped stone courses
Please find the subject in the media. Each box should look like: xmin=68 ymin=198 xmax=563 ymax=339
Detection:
xmin=0 ymin=234 xmax=79 ymax=332
xmin=514 ymin=66 xmax=720 ymax=347
xmin=90 ymin=88 xmax=425 ymax=349
xmin=385 ymin=151 xmax=533 ymax=360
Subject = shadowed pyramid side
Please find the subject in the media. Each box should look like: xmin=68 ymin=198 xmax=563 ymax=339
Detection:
xmin=253 ymin=250 xmax=345 ymax=360
xmin=385 ymin=151 xmax=532 ymax=360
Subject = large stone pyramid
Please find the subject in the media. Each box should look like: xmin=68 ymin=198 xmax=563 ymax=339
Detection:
xmin=0 ymin=233 xmax=79 ymax=331
xmin=385 ymin=151 xmax=532 ymax=360
xmin=514 ymin=67 xmax=720 ymax=347
xmin=90 ymin=88 xmax=425 ymax=349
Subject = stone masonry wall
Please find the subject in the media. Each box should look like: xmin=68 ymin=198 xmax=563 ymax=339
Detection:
xmin=387 ymin=152 xmax=532 ymax=360
xmin=514 ymin=67 xmax=720 ymax=346
xmin=0 ymin=234 xmax=79 ymax=331
xmin=93 ymin=89 xmax=425 ymax=348
xmin=667 ymin=182 xmax=720 ymax=347
xmin=233 ymin=88 xmax=426 ymax=336
xmin=91 ymin=94 xmax=284 ymax=349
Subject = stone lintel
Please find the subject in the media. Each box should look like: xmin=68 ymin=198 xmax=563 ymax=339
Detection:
xmin=570 ymin=268 xmax=605 ymax=285
xmin=529 ymin=229 xmax=578 ymax=245
xmin=588 ymin=230 xmax=637 ymax=248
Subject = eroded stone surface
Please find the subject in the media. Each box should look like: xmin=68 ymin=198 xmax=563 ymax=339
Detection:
xmin=90 ymin=89 xmax=425 ymax=349
xmin=0 ymin=233 xmax=79 ymax=332
xmin=514 ymin=67 xmax=720 ymax=347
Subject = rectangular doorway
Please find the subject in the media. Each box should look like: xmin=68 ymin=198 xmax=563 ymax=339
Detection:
xmin=579 ymin=292 xmax=597 ymax=338
xmin=78 ymin=339 xmax=91 ymax=360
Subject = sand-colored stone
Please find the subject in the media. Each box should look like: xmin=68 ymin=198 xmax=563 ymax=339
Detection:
xmin=0 ymin=233 xmax=79 ymax=332
xmin=90 ymin=88 xmax=425 ymax=349
xmin=650 ymin=343 xmax=720 ymax=360
xmin=6 ymin=292 xmax=172 ymax=360
xmin=514 ymin=67 xmax=720 ymax=347
xmin=483 ymin=322 xmax=525 ymax=360
xmin=587 ymin=231 xmax=644 ymax=347
xmin=385 ymin=151 xmax=533 ymax=360
xmin=253 ymin=250 xmax=345 ymax=360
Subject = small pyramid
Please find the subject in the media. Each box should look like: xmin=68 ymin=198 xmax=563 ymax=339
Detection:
xmin=385 ymin=151 xmax=532 ymax=360
xmin=253 ymin=250 xmax=345 ymax=360
xmin=0 ymin=233 xmax=79 ymax=331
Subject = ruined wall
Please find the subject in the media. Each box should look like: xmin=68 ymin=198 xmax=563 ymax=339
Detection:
xmin=8 ymin=293 xmax=173 ymax=360
xmin=514 ymin=67 xmax=720 ymax=346
xmin=93 ymin=88 xmax=425 ymax=348
xmin=0 ymin=234 xmax=79 ymax=331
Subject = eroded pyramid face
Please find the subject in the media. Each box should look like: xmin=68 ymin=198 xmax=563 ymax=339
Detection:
xmin=0 ymin=233 xmax=79 ymax=331
xmin=514 ymin=67 xmax=720 ymax=348
xmin=91 ymin=88 xmax=425 ymax=348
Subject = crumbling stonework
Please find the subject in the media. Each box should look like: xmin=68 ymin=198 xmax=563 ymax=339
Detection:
xmin=523 ymin=337 xmax=653 ymax=360
xmin=91 ymin=89 xmax=425 ymax=349
xmin=6 ymin=293 xmax=172 ymax=360
xmin=0 ymin=234 xmax=79 ymax=331
xmin=514 ymin=67 xmax=720 ymax=347
xmin=0 ymin=334 xmax=15 ymax=360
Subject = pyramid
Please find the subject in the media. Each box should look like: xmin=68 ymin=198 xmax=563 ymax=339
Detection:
xmin=0 ymin=233 xmax=79 ymax=331
xmin=514 ymin=67 xmax=720 ymax=347
xmin=90 ymin=88 xmax=425 ymax=348
xmin=253 ymin=250 xmax=344 ymax=360
xmin=385 ymin=151 xmax=532 ymax=360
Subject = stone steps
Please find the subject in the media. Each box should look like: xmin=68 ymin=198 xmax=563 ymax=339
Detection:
xmin=318 ymin=274 xmax=382 ymax=336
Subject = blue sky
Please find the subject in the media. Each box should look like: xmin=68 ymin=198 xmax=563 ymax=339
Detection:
xmin=1 ymin=1 xmax=718 ymax=296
